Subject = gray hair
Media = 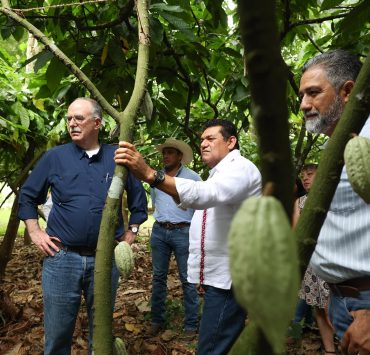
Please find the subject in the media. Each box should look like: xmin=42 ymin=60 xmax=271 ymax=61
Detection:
xmin=73 ymin=97 xmax=103 ymax=119
xmin=302 ymin=49 xmax=362 ymax=92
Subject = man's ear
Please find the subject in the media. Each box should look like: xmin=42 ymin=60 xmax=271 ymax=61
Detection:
xmin=228 ymin=136 xmax=237 ymax=150
xmin=94 ymin=118 xmax=102 ymax=129
xmin=340 ymin=80 xmax=355 ymax=104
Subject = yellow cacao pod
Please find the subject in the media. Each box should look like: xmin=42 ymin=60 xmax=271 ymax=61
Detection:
xmin=228 ymin=196 xmax=299 ymax=354
xmin=114 ymin=241 xmax=134 ymax=279
xmin=344 ymin=135 xmax=370 ymax=204
xmin=113 ymin=337 xmax=127 ymax=355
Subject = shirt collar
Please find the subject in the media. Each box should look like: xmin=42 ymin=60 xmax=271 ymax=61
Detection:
xmin=72 ymin=142 xmax=103 ymax=160
xmin=209 ymin=149 xmax=240 ymax=177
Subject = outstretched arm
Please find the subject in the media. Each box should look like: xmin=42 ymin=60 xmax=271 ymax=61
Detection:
xmin=114 ymin=141 xmax=179 ymax=200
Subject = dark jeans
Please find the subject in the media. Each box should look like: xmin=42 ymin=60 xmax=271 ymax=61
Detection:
xmin=150 ymin=223 xmax=199 ymax=330
xmin=197 ymin=285 xmax=246 ymax=355
xmin=42 ymin=250 xmax=119 ymax=355
xmin=293 ymin=298 xmax=313 ymax=325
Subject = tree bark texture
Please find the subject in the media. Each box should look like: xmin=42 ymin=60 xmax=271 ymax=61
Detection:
xmin=230 ymin=0 xmax=294 ymax=354
xmin=238 ymin=0 xmax=295 ymax=216
xmin=0 ymin=151 xmax=43 ymax=279
xmin=92 ymin=0 xmax=150 ymax=354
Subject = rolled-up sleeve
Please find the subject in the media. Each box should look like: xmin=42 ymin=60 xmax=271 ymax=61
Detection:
xmin=126 ymin=172 xmax=148 ymax=225
xmin=18 ymin=153 xmax=49 ymax=220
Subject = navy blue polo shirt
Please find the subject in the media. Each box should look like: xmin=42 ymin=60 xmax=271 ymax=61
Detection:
xmin=18 ymin=143 xmax=147 ymax=247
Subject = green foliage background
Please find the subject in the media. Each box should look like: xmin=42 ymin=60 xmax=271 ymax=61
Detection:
xmin=0 ymin=0 xmax=369 ymax=183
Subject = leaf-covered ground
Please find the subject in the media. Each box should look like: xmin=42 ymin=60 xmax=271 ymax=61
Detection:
xmin=0 ymin=233 xmax=332 ymax=354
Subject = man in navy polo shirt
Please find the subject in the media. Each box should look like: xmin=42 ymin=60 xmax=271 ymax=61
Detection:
xmin=18 ymin=97 xmax=147 ymax=354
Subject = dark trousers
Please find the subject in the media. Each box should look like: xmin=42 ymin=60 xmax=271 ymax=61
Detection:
xmin=197 ymin=285 xmax=246 ymax=355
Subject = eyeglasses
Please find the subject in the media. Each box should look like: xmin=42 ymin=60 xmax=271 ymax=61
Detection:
xmin=66 ymin=115 xmax=98 ymax=124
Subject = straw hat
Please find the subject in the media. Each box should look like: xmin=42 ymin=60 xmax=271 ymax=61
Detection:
xmin=155 ymin=138 xmax=193 ymax=165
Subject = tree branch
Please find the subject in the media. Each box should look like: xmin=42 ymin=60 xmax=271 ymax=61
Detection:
xmin=77 ymin=0 xmax=135 ymax=31
xmin=0 ymin=4 xmax=120 ymax=121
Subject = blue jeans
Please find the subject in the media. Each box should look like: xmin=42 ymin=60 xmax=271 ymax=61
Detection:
xmin=197 ymin=285 xmax=246 ymax=355
xmin=329 ymin=289 xmax=370 ymax=339
xmin=150 ymin=223 xmax=199 ymax=330
xmin=42 ymin=250 xmax=119 ymax=355
xmin=293 ymin=298 xmax=313 ymax=325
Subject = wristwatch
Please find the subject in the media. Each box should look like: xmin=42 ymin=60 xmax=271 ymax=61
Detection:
xmin=150 ymin=170 xmax=165 ymax=188
xmin=129 ymin=225 xmax=139 ymax=234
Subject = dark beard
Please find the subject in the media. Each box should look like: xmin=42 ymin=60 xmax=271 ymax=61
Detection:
xmin=305 ymin=95 xmax=344 ymax=135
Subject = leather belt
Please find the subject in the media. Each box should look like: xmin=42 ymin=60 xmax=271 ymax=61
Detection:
xmin=156 ymin=221 xmax=191 ymax=230
xmin=329 ymin=276 xmax=370 ymax=298
xmin=53 ymin=240 xmax=96 ymax=256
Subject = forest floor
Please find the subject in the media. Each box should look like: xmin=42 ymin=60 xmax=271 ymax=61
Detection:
xmin=0 ymin=233 xmax=337 ymax=354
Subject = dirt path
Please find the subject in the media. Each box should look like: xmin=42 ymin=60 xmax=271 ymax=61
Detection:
xmin=0 ymin=236 xmax=326 ymax=354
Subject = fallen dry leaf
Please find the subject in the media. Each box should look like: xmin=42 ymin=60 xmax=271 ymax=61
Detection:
xmin=0 ymin=236 xmax=331 ymax=355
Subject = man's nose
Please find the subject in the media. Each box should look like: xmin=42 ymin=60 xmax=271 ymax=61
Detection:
xmin=300 ymin=95 xmax=312 ymax=112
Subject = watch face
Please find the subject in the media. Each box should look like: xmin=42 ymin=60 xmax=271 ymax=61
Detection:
xmin=130 ymin=226 xmax=139 ymax=233
xmin=156 ymin=170 xmax=165 ymax=181
xmin=151 ymin=169 xmax=166 ymax=188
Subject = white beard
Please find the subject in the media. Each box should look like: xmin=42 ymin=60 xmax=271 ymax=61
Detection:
xmin=305 ymin=95 xmax=343 ymax=135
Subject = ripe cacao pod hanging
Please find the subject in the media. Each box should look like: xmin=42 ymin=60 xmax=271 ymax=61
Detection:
xmin=344 ymin=135 xmax=370 ymax=204
xmin=229 ymin=196 xmax=299 ymax=354
xmin=114 ymin=241 xmax=134 ymax=279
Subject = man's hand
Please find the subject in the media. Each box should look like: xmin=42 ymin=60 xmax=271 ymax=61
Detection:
xmin=25 ymin=219 xmax=61 ymax=256
xmin=121 ymin=230 xmax=137 ymax=245
xmin=114 ymin=141 xmax=155 ymax=183
xmin=341 ymin=309 xmax=370 ymax=355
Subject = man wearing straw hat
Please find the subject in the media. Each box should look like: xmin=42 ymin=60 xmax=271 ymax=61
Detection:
xmin=149 ymin=138 xmax=201 ymax=338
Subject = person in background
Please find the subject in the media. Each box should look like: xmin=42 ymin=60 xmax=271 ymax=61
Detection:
xmin=18 ymin=98 xmax=148 ymax=354
xmin=299 ymin=49 xmax=370 ymax=355
xmin=149 ymin=138 xmax=201 ymax=337
xmin=114 ymin=119 xmax=262 ymax=355
xmin=292 ymin=164 xmax=335 ymax=355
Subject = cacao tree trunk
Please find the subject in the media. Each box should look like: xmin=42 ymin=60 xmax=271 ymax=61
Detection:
xmin=230 ymin=0 xmax=294 ymax=353
xmin=0 ymin=195 xmax=20 ymax=280
xmin=92 ymin=1 xmax=150 ymax=353
xmin=0 ymin=1 xmax=149 ymax=353
xmin=0 ymin=150 xmax=42 ymax=279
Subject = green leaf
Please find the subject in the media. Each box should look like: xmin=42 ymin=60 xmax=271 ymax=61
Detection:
xmin=162 ymin=89 xmax=186 ymax=109
xmin=321 ymin=0 xmax=345 ymax=11
xmin=46 ymin=58 xmax=67 ymax=92
xmin=160 ymin=12 xmax=196 ymax=42
xmin=150 ymin=4 xmax=184 ymax=13
xmin=149 ymin=16 xmax=164 ymax=46
xmin=12 ymin=26 xmax=24 ymax=42
xmin=232 ymin=84 xmax=249 ymax=102
xmin=33 ymin=99 xmax=46 ymax=112
xmin=34 ymin=50 xmax=54 ymax=73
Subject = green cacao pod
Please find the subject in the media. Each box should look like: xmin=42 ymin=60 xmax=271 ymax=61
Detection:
xmin=114 ymin=241 xmax=134 ymax=279
xmin=228 ymin=196 xmax=299 ymax=354
xmin=344 ymin=135 xmax=370 ymax=204
xmin=113 ymin=337 xmax=127 ymax=355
